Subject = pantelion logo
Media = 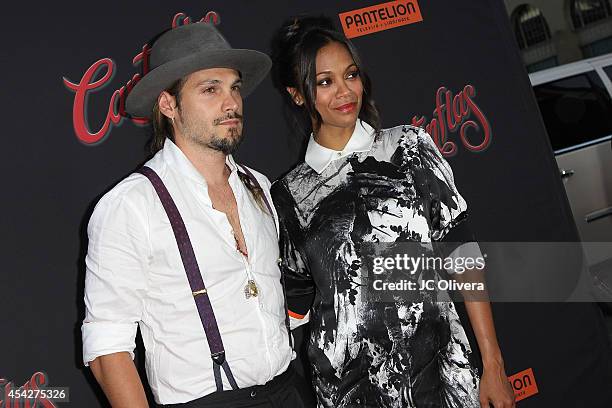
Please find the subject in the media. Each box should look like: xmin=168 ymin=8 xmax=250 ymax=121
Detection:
xmin=339 ymin=0 xmax=423 ymax=38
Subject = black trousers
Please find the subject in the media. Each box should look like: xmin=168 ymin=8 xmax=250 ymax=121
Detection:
xmin=159 ymin=365 xmax=316 ymax=408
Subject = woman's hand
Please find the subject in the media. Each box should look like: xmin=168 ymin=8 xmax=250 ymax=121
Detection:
xmin=460 ymin=269 xmax=515 ymax=408
xmin=479 ymin=358 xmax=516 ymax=408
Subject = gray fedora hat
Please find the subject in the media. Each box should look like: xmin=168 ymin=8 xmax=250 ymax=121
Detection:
xmin=126 ymin=22 xmax=271 ymax=118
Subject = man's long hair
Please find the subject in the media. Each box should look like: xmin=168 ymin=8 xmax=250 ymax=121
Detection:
xmin=150 ymin=78 xmax=186 ymax=155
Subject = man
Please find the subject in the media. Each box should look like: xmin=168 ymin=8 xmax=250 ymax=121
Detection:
xmin=81 ymin=21 xmax=313 ymax=407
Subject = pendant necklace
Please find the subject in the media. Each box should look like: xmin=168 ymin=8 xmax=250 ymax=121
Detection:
xmin=234 ymin=230 xmax=258 ymax=298
xmin=244 ymin=279 xmax=259 ymax=298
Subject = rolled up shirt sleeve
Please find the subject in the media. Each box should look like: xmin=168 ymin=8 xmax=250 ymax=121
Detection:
xmin=82 ymin=184 xmax=150 ymax=366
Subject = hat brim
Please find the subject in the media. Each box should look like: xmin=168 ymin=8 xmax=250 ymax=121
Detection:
xmin=125 ymin=48 xmax=271 ymax=118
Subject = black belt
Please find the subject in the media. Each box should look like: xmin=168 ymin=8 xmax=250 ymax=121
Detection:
xmin=160 ymin=366 xmax=296 ymax=407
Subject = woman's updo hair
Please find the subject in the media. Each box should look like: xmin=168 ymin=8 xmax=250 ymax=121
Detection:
xmin=271 ymin=15 xmax=381 ymax=143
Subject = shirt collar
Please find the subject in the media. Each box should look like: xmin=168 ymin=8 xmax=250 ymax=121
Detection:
xmin=160 ymin=138 xmax=241 ymax=186
xmin=305 ymin=120 xmax=375 ymax=174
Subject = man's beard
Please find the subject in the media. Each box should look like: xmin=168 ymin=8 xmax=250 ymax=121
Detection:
xmin=179 ymin=111 xmax=244 ymax=155
xmin=207 ymin=127 xmax=243 ymax=155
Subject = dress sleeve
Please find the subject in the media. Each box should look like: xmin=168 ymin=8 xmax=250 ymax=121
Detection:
xmin=270 ymin=180 xmax=315 ymax=329
xmin=414 ymin=128 xmax=476 ymax=253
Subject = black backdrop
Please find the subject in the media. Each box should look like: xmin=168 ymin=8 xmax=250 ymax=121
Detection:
xmin=2 ymin=0 xmax=612 ymax=406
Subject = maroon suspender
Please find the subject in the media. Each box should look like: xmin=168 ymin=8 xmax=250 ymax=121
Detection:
xmin=137 ymin=166 xmax=238 ymax=391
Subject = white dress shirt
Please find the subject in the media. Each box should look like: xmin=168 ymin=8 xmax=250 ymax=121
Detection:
xmin=82 ymin=139 xmax=292 ymax=404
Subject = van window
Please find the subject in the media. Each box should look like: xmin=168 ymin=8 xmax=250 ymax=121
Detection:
xmin=604 ymin=65 xmax=612 ymax=81
xmin=533 ymin=70 xmax=612 ymax=153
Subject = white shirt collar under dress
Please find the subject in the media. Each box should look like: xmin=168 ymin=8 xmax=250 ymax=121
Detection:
xmin=305 ymin=120 xmax=375 ymax=174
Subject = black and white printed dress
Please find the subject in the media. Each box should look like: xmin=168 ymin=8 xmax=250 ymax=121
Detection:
xmin=271 ymin=121 xmax=481 ymax=408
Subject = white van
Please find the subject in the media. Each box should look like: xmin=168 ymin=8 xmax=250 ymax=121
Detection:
xmin=529 ymin=53 xmax=612 ymax=270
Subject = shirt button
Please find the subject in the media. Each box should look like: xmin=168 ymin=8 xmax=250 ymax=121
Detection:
xmin=250 ymin=391 xmax=257 ymax=398
xmin=336 ymin=152 xmax=342 ymax=157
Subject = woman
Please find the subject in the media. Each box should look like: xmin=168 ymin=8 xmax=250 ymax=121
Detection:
xmin=270 ymin=16 xmax=515 ymax=408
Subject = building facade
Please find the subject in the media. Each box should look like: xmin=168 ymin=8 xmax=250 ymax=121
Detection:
xmin=504 ymin=0 xmax=612 ymax=71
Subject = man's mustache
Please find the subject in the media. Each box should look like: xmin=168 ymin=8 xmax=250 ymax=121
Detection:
xmin=213 ymin=112 xmax=243 ymax=125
